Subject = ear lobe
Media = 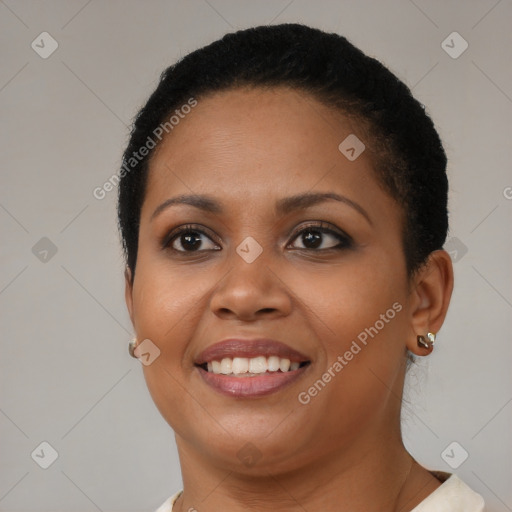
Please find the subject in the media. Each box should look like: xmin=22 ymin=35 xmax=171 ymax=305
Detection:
xmin=124 ymin=267 xmax=135 ymax=327
xmin=406 ymin=250 xmax=454 ymax=356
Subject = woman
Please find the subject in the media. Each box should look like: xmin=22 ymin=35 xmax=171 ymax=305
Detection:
xmin=119 ymin=24 xmax=485 ymax=511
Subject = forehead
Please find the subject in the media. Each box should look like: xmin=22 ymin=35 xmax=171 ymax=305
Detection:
xmin=142 ymin=86 xmax=389 ymax=217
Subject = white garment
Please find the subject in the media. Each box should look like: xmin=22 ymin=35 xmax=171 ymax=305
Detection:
xmin=155 ymin=474 xmax=485 ymax=511
xmin=410 ymin=474 xmax=485 ymax=511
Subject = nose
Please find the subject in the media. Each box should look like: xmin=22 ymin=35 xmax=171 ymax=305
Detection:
xmin=209 ymin=251 xmax=293 ymax=322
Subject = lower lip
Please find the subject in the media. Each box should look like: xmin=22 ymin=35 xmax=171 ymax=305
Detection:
xmin=197 ymin=366 xmax=309 ymax=398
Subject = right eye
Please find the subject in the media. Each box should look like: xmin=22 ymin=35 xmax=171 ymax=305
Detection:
xmin=163 ymin=224 xmax=221 ymax=253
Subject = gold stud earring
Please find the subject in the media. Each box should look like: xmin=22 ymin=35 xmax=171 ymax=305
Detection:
xmin=129 ymin=338 xmax=138 ymax=358
xmin=417 ymin=332 xmax=436 ymax=350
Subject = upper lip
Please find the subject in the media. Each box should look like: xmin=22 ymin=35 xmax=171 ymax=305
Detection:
xmin=195 ymin=338 xmax=310 ymax=364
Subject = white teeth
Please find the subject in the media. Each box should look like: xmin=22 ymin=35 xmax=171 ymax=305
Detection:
xmin=220 ymin=357 xmax=232 ymax=375
xmin=249 ymin=356 xmax=267 ymax=374
xmin=232 ymin=357 xmax=249 ymax=374
xmin=267 ymin=356 xmax=280 ymax=372
xmin=279 ymin=358 xmax=291 ymax=372
xmin=204 ymin=356 xmax=306 ymax=375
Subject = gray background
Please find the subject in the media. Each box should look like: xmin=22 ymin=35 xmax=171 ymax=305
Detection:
xmin=1 ymin=1 xmax=511 ymax=511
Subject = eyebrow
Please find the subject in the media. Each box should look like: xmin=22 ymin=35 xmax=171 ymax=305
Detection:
xmin=151 ymin=192 xmax=372 ymax=225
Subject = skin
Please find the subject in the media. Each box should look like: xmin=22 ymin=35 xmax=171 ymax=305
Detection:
xmin=125 ymin=86 xmax=454 ymax=511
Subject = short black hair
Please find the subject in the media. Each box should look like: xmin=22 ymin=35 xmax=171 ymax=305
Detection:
xmin=118 ymin=23 xmax=448 ymax=278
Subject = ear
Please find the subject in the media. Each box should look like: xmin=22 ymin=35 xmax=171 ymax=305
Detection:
xmin=405 ymin=250 xmax=454 ymax=356
xmin=124 ymin=267 xmax=135 ymax=327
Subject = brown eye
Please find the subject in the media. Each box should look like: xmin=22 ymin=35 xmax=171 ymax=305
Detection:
xmin=288 ymin=223 xmax=352 ymax=251
xmin=164 ymin=225 xmax=221 ymax=252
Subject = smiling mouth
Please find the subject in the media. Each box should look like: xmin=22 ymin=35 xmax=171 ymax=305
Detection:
xmin=194 ymin=338 xmax=312 ymax=397
xmin=197 ymin=355 xmax=311 ymax=376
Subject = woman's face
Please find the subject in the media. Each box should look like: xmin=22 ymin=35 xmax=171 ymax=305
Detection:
xmin=126 ymin=87 xmax=418 ymax=473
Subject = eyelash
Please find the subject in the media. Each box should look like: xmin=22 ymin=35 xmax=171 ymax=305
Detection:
xmin=162 ymin=222 xmax=353 ymax=254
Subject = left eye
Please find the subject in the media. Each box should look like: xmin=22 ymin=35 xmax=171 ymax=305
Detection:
xmin=288 ymin=225 xmax=351 ymax=250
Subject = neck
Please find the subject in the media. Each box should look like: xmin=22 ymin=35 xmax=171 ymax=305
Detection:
xmin=173 ymin=425 xmax=433 ymax=511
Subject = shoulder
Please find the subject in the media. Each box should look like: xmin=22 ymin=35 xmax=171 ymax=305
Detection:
xmin=154 ymin=491 xmax=182 ymax=512
xmin=411 ymin=473 xmax=485 ymax=512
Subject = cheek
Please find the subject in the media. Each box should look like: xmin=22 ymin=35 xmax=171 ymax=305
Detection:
xmin=131 ymin=261 xmax=209 ymax=437
xmin=286 ymin=251 xmax=406 ymax=346
xmin=132 ymin=256 xmax=205 ymax=342
xmin=289 ymin=254 xmax=408 ymax=416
